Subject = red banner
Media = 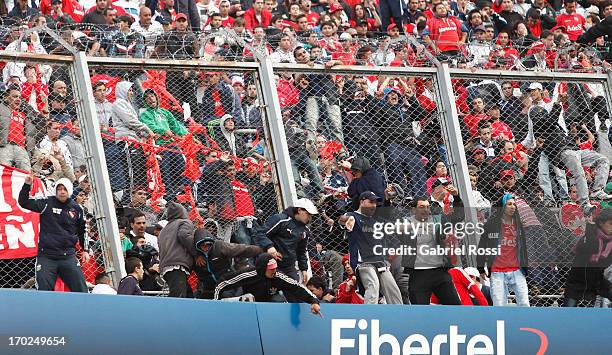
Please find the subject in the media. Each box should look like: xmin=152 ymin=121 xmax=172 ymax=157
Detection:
xmin=0 ymin=165 xmax=45 ymax=259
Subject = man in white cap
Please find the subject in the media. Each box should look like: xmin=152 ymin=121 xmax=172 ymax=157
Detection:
xmin=254 ymin=198 xmax=318 ymax=283
xmin=18 ymin=175 xmax=89 ymax=292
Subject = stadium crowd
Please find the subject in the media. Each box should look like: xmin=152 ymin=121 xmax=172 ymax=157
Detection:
xmin=0 ymin=0 xmax=610 ymax=308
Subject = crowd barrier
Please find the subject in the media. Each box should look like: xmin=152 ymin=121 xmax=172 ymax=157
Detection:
xmin=0 ymin=290 xmax=610 ymax=354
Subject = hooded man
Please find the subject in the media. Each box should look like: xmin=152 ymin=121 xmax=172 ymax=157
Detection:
xmin=254 ymin=198 xmax=318 ymax=282
xmin=347 ymin=157 xmax=386 ymax=211
xmin=214 ymin=253 xmax=322 ymax=315
xmin=477 ymin=193 xmax=530 ymax=306
xmin=112 ymin=81 xmax=153 ymax=189
xmin=139 ymin=88 xmax=188 ymax=196
xmin=158 ymin=202 xmax=196 ymax=298
xmin=193 ymin=229 xmax=262 ymax=299
xmin=209 ymin=114 xmax=247 ymax=158
xmin=18 ymin=176 xmax=89 ymax=292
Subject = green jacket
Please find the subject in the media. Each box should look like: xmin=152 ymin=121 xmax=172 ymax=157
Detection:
xmin=140 ymin=105 xmax=188 ymax=146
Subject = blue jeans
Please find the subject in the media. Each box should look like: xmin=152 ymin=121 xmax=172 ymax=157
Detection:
xmin=104 ymin=140 xmax=127 ymax=192
xmin=290 ymin=149 xmax=323 ymax=198
xmin=490 ymin=270 xmax=530 ymax=306
xmin=384 ymin=143 xmax=427 ymax=198
xmin=160 ymin=146 xmax=186 ymax=196
xmin=538 ymin=152 xmax=569 ymax=202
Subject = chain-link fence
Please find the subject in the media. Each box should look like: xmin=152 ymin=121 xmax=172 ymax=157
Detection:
xmin=0 ymin=47 xmax=118 ymax=289
xmin=82 ymin=55 xmax=286 ymax=295
xmin=449 ymin=68 xmax=612 ymax=306
xmin=1 ymin=23 xmax=611 ymax=307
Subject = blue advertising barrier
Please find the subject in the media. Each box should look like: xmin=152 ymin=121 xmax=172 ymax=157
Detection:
xmin=256 ymin=303 xmax=612 ymax=355
xmin=1 ymin=290 xmax=610 ymax=355
xmin=0 ymin=290 xmax=262 ymax=355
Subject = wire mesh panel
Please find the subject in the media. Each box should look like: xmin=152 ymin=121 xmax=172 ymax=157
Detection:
xmin=449 ymin=69 xmax=612 ymax=307
xmin=83 ymin=58 xmax=284 ymax=293
xmin=0 ymin=51 xmax=112 ymax=289
xmin=271 ymin=63 xmax=473 ymax=293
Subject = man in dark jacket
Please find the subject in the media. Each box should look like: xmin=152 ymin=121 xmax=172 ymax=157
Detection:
xmin=477 ymin=193 xmax=530 ymax=306
xmin=18 ymin=176 xmax=89 ymax=292
xmin=577 ymin=15 xmax=611 ymax=45
xmin=378 ymin=88 xmax=428 ymax=199
xmin=563 ymin=208 xmax=612 ymax=307
xmin=254 ymin=198 xmax=318 ymax=282
xmin=117 ymin=257 xmax=145 ymax=295
xmin=347 ymin=157 xmax=386 ymax=211
xmin=214 ymin=253 xmax=322 ymax=316
xmin=158 ymin=202 xmax=196 ymax=298
xmin=532 ymin=105 xmax=612 ymax=216
xmin=193 ymin=229 xmax=262 ymax=299
xmin=339 ymin=191 xmax=403 ymax=304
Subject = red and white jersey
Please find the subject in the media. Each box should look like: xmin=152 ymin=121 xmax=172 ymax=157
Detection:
xmin=425 ymin=16 xmax=463 ymax=52
xmin=556 ymin=12 xmax=585 ymax=41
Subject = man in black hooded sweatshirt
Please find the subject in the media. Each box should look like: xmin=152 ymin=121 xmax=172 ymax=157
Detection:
xmin=214 ymin=253 xmax=322 ymax=316
xmin=193 ymin=229 xmax=262 ymax=299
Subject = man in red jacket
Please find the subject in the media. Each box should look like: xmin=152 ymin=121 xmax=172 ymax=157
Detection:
xmin=244 ymin=0 xmax=272 ymax=30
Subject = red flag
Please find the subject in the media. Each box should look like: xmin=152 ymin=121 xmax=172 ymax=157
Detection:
xmin=0 ymin=165 xmax=45 ymax=259
xmin=176 ymin=134 xmax=202 ymax=182
xmin=141 ymin=70 xmax=183 ymax=112
xmin=90 ymin=74 xmax=121 ymax=102
xmin=144 ymin=140 xmax=166 ymax=212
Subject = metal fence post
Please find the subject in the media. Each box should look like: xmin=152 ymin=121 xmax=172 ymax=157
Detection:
xmin=435 ymin=63 xmax=480 ymax=267
xmin=257 ymin=58 xmax=297 ymax=208
xmin=71 ymin=52 xmax=125 ymax=286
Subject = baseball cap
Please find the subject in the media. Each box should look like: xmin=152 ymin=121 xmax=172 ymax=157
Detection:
xmin=294 ymin=198 xmax=319 ymax=214
xmin=175 ymin=13 xmax=188 ymax=21
xmin=473 ymin=24 xmax=486 ymax=33
xmin=499 ymin=169 xmax=515 ymax=179
xmin=387 ymin=23 xmax=398 ymax=31
xmin=339 ymin=32 xmax=352 ymax=41
xmin=267 ymin=258 xmax=278 ymax=270
xmin=471 ymin=147 xmax=486 ymax=156
xmin=464 ymin=267 xmax=480 ymax=279
xmin=431 ymin=177 xmax=450 ymax=189
xmin=330 ymin=2 xmax=343 ymax=13
xmin=359 ymin=191 xmax=381 ymax=202
xmin=356 ymin=20 xmax=369 ymax=27
xmin=528 ymin=82 xmax=543 ymax=91
xmin=530 ymin=41 xmax=546 ymax=52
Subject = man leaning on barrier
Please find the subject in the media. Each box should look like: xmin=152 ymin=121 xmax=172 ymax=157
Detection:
xmin=213 ymin=253 xmax=322 ymax=316
xmin=254 ymin=198 xmax=317 ymax=283
xmin=193 ymin=229 xmax=262 ymax=299
xmin=18 ymin=175 xmax=89 ymax=292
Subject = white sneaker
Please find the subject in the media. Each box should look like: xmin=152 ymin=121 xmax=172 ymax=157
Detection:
xmin=590 ymin=190 xmax=612 ymax=201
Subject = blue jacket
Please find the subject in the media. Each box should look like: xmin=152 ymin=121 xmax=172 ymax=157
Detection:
xmin=254 ymin=208 xmax=310 ymax=272
xmin=18 ymin=183 xmax=86 ymax=258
